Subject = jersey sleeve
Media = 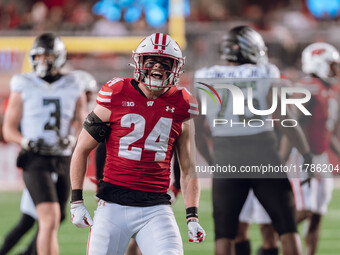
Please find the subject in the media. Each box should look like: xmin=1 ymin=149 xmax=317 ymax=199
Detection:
xmin=179 ymin=87 xmax=199 ymax=121
xmin=10 ymin=74 xmax=26 ymax=93
xmin=96 ymin=78 xmax=124 ymax=110
xmin=267 ymin=64 xmax=280 ymax=78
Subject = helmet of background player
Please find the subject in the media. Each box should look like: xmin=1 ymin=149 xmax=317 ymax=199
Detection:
xmin=302 ymin=42 xmax=340 ymax=81
xmin=132 ymin=33 xmax=185 ymax=91
xmin=220 ymin=25 xmax=268 ymax=65
xmin=29 ymin=33 xmax=67 ymax=78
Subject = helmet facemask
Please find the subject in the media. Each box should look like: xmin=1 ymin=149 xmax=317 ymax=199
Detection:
xmin=31 ymin=50 xmax=57 ymax=78
xmin=131 ymin=33 xmax=185 ymax=91
xmin=133 ymin=54 xmax=181 ymax=91
xmin=29 ymin=33 xmax=66 ymax=78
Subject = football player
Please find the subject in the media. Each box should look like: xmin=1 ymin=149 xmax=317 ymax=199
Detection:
xmin=2 ymin=33 xmax=87 ymax=255
xmin=282 ymin=42 xmax=340 ymax=255
xmin=194 ymin=25 xmax=312 ymax=255
xmin=69 ymin=33 xmax=205 ymax=255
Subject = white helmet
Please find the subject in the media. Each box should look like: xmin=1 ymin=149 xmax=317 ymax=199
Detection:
xmin=302 ymin=42 xmax=340 ymax=79
xmin=132 ymin=33 xmax=185 ymax=91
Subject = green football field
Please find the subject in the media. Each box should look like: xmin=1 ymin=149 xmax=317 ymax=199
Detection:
xmin=0 ymin=188 xmax=339 ymax=255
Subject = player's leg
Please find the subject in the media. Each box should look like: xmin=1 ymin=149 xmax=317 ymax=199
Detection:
xmin=235 ymin=190 xmax=256 ymax=255
xmin=253 ymin=178 xmax=302 ymax=255
xmin=23 ymin=159 xmax=61 ymax=255
xmin=125 ymin=239 xmax=141 ymax=255
xmin=234 ymin=222 xmax=251 ymax=255
xmin=304 ymin=213 xmax=321 ymax=255
xmin=0 ymin=213 xmax=35 ymax=255
xmin=20 ymin=228 xmax=38 ymax=255
xmin=257 ymin=224 xmax=279 ymax=255
xmin=304 ymin=153 xmax=333 ymax=255
xmin=135 ymin=205 xmax=183 ymax=255
xmin=87 ymin=201 xmax=132 ymax=255
xmin=213 ymin=178 xmax=250 ymax=255
xmin=303 ymin=178 xmax=333 ymax=255
xmin=252 ymin=196 xmax=279 ymax=255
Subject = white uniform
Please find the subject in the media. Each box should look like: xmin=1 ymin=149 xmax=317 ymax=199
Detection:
xmin=195 ymin=63 xmax=279 ymax=224
xmin=288 ymin=148 xmax=334 ymax=215
xmin=10 ymin=71 xmax=82 ymax=156
xmin=89 ymin=201 xmax=182 ymax=255
xmin=195 ymin=63 xmax=280 ymax=136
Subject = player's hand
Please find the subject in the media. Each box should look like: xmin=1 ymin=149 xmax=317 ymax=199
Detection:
xmin=59 ymin=135 xmax=77 ymax=149
xmin=187 ymin=218 xmax=206 ymax=243
xmin=20 ymin=137 xmax=50 ymax=154
xmin=70 ymin=201 xmax=93 ymax=228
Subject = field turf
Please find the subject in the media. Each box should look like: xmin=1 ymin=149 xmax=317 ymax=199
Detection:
xmin=0 ymin=188 xmax=339 ymax=254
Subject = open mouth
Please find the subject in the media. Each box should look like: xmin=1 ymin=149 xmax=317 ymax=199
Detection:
xmin=151 ymin=71 xmax=163 ymax=80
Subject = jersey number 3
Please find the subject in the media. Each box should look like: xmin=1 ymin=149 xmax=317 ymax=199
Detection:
xmin=119 ymin=114 xmax=173 ymax=161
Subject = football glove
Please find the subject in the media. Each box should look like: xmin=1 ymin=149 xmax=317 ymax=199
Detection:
xmin=187 ymin=219 xmax=206 ymax=243
xmin=70 ymin=201 xmax=93 ymax=228
xmin=20 ymin=137 xmax=51 ymax=154
xmin=59 ymin=135 xmax=77 ymax=149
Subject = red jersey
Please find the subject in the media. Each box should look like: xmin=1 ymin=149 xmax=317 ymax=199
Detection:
xmin=296 ymin=77 xmax=338 ymax=154
xmin=96 ymin=78 xmax=198 ymax=193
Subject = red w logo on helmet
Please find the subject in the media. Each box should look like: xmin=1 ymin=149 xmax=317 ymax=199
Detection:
xmin=311 ymin=48 xmax=326 ymax=56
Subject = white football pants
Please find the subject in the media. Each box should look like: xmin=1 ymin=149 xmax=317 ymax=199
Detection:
xmin=288 ymin=149 xmax=334 ymax=215
xmin=87 ymin=200 xmax=183 ymax=255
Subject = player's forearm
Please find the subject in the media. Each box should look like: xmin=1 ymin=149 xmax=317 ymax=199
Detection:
xmin=280 ymin=124 xmax=310 ymax=156
xmin=70 ymin=153 xmax=87 ymax=189
xmin=2 ymin=126 xmax=23 ymax=145
xmin=70 ymin=148 xmax=90 ymax=190
xmin=180 ymin=171 xmax=200 ymax=208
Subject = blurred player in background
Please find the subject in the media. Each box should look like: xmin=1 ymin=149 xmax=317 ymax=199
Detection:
xmin=194 ymin=25 xmax=312 ymax=255
xmin=282 ymin=42 xmax=340 ymax=255
xmin=0 ymin=70 xmax=96 ymax=255
xmin=69 ymin=33 xmax=205 ymax=254
xmin=0 ymin=116 xmax=37 ymax=255
xmin=2 ymin=33 xmax=87 ymax=255
xmin=236 ymin=190 xmax=279 ymax=255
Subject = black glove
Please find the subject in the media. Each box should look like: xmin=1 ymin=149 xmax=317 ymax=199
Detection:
xmin=20 ymin=137 xmax=51 ymax=154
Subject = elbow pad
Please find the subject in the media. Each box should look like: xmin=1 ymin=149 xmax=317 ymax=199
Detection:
xmin=83 ymin=111 xmax=111 ymax=143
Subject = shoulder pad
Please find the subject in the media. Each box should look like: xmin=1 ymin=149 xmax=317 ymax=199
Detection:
xmin=10 ymin=74 xmax=29 ymax=92
xmin=96 ymin=78 xmax=125 ymax=109
xmin=177 ymin=87 xmax=199 ymax=119
xmin=266 ymin=64 xmax=280 ymax=78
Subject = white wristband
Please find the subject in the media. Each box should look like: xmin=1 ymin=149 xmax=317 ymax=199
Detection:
xmin=20 ymin=137 xmax=30 ymax=150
